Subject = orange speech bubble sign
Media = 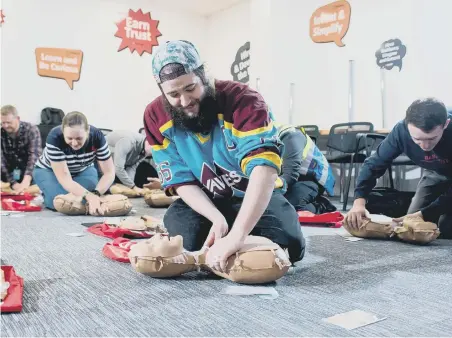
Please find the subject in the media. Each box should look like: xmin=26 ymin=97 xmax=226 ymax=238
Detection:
xmin=310 ymin=0 xmax=351 ymax=47
xmin=35 ymin=48 xmax=83 ymax=89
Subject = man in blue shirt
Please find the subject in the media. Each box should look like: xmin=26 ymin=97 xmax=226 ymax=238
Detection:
xmin=345 ymin=98 xmax=452 ymax=237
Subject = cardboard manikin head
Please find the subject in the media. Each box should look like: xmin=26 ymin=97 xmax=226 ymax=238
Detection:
xmin=144 ymin=234 xmax=184 ymax=257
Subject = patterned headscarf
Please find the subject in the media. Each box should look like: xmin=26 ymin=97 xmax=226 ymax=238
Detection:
xmin=152 ymin=40 xmax=203 ymax=84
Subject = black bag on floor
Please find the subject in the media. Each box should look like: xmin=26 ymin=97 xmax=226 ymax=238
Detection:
xmin=366 ymin=188 xmax=415 ymax=218
xmin=37 ymin=107 xmax=65 ymax=148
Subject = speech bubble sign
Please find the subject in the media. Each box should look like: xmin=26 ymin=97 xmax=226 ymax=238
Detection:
xmin=310 ymin=0 xmax=351 ymax=47
xmin=230 ymin=41 xmax=250 ymax=83
xmin=35 ymin=48 xmax=83 ymax=89
xmin=375 ymin=38 xmax=407 ymax=71
xmin=115 ymin=9 xmax=162 ymax=56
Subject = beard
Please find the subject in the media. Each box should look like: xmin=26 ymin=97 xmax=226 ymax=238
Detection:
xmin=164 ymin=84 xmax=218 ymax=133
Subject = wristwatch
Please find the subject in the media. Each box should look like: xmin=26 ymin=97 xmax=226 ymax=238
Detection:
xmin=91 ymin=189 xmax=101 ymax=197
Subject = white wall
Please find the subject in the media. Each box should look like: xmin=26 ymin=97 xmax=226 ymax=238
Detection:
xmin=1 ymin=0 xmax=207 ymax=130
xmin=208 ymin=0 xmax=452 ymax=130
xmin=205 ymin=0 xmax=250 ymax=81
xmin=3 ymin=0 xmax=451 ymax=132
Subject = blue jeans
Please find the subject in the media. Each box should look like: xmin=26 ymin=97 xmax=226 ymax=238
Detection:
xmin=32 ymin=166 xmax=98 ymax=210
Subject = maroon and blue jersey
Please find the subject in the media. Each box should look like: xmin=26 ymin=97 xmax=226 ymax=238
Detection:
xmin=143 ymin=80 xmax=284 ymax=198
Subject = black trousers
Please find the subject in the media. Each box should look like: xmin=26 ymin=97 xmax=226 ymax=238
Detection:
xmin=408 ymin=170 xmax=452 ymax=238
xmin=285 ymin=180 xmax=320 ymax=213
xmin=113 ymin=161 xmax=159 ymax=188
xmin=163 ymin=192 xmax=306 ymax=263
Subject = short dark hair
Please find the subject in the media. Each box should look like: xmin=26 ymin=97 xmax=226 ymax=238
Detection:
xmin=405 ymin=98 xmax=448 ymax=132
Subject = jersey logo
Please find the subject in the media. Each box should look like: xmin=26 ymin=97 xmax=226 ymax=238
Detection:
xmin=221 ymin=125 xmax=237 ymax=150
xmin=200 ymin=162 xmax=248 ymax=197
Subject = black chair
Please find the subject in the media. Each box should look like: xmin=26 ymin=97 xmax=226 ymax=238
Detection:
xmin=99 ymin=128 xmax=113 ymax=136
xmin=324 ymin=122 xmax=374 ymax=211
xmin=297 ymin=125 xmax=320 ymax=144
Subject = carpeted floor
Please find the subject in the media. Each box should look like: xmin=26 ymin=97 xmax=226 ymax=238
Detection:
xmin=1 ymin=198 xmax=452 ymax=337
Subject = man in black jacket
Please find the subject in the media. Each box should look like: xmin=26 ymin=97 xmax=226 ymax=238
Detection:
xmin=345 ymin=98 xmax=452 ymax=237
xmin=277 ymin=125 xmax=336 ymax=213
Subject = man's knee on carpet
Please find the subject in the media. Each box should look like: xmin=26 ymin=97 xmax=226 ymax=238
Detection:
xmin=163 ymin=195 xmax=305 ymax=262
xmin=163 ymin=198 xmax=212 ymax=251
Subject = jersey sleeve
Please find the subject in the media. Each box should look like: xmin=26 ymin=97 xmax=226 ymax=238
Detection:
xmin=94 ymin=128 xmax=111 ymax=161
xmin=143 ymin=101 xmax=199 ymax=196
xmin=226 ymin=87 xmax=283 ymax=177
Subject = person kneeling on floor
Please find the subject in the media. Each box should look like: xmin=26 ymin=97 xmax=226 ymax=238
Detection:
xmin=32 ymin=111 xmax=115 ymax=215
xmin=345 ymin=98 xmax=452 ymax=238
xmin=143 ymin=40 xmax=306 ymax=270
xmin=105 ymin=130 xmax=160 ymax=195
xmin=277 ymin=124 xmax=336 ymax=213
xmin=1 ymin=105 xmax=42 ymax=193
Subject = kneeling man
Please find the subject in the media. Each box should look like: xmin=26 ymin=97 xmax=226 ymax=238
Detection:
xmin=345 ymin=98 xmax=452 ymax=237
xmin=277 ymin=124 xmax=336 ymax=213
xmin=105 ymin=130 xmax=159 ymax=194
xmin=143 ymin=40 xmax=305 ymax=270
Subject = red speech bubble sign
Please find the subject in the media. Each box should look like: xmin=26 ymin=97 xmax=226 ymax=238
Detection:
xmin=310 ymin=0 xmax=351 ymax=47
xmin=35 ymin=48 xmax=83 ymax=89
xmin=115 ymin=9 xmax=162 ymax=56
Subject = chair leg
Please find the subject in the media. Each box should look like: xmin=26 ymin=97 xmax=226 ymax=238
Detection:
xmin=342 ymin=158 xmax=354 ymax=211
xmin=339 ymin=163 xmax=344 ymax=203
xmin=388 ymin=166 xmax=394 ymax=189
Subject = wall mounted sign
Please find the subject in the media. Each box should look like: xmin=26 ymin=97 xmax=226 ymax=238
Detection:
xmin=375 ymin=39 xmax=407 ymax=71
xmin=115 ymin=9 xmax=162 ymax=56
xmin=0 ymin=10 xmax=5 ymax=25
xmin=230 ymin=41 xmax=250 ymax=83
xmin=35 ymin=48 xmax=83 ymax=89
xmin=310 ymin=0 xmax=351 ymax=47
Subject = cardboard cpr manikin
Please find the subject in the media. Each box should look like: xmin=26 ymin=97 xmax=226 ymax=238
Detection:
xmin=109 ymin=183 xmax=178 ymax=207
xmin=343 ymin=215 xmax=440 ymax=244
xmin=128 ymin=234 xmax=292 ymax=284
xmin=1 ymin=182 xmax=41 ymax=196
xmin=53 ymin=193 xmax=133 ymax=216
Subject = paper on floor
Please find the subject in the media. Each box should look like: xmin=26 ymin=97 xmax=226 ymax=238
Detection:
xmin=103 ymin=217 xmax=122 ymax=225
xmin=66 ymin=232 xmax=86 ymax=237
xmin=337 ymin=228 xmax=364 ymax=242
xmin=368 ymin=214 xmax=394 ymax=223
xmin=222 ymin=285 xmax=279 ymax=299
xmin=323 ymin=309 xmax=386 ymax=330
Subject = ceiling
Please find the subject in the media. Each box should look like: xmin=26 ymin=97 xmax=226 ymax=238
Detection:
xmin=163 ymin=0 xmax=245 ymax=16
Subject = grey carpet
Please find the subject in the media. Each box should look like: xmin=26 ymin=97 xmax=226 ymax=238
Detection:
xmin=1 ymin=198 xmax=452 ymax=337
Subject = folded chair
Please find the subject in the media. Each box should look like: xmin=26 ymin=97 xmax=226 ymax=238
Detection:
xmin=297 ymin=125 xmax=320 ymax=144
xmin=324 ymin=122 xmax=374 ymax=211
xmin=99 ymin=128 xmax=113 ymax=136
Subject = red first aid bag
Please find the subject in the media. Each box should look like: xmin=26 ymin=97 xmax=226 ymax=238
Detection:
xmin=102 ymin=237 xmax=137 ymax=263
xmin=297 ymin=211 xmax=344 ymax=228
xmin=1 ymin=266 xmax=24 ymax=313
xmin=1 ymin=193 xmax=41 ymax=212
xmin=87 ymin=223 xmax=154 ymax=239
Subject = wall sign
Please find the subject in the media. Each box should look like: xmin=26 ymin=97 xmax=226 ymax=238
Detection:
xmin=0 ymin=10 xmax=5 ymax=25
xmin=115 ymin=9 xmax=162 ymax=56
xmin=35 ymin=48 xmax=83 ymax=89
xmin=375 ymin=39 xmax=407 ymax=71
xmin=230 ymin=41 xmax=250 ymax=83
xmin=310 ymin=0 xmax=351 ymax=47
